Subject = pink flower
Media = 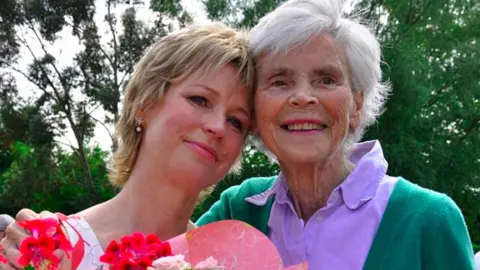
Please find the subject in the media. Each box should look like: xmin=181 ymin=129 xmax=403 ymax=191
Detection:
xmin=149 ymin=255 xmax=223 ymax=270
xmin=150 ymin=254 xmax=191 ymax=270
xmin=194 ymin=257 xmax=223 ymax=269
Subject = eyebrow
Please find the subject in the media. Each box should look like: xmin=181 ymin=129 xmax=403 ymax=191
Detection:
xmin=194 ymin=84 xmax=219 ymax=97
xmin=232 ymin=106 xmax=250 ymax=119
xmin=312 ymin=65 xmax=345 ymax=77
xmin=193 ymin=84 xmax=250 ymax=118
xmin=261 ymin=64 xmax=345 ymax=80
xmin=261 ymin=67 xmax=295 ymax=80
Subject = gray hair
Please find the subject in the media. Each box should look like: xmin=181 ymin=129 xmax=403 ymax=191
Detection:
xmin=249 ymin=0 xmax=390 ymax=153
xmin=0 ymin=214 xmax=14 ymax=232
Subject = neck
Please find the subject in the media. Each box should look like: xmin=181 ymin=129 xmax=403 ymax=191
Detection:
xmin=280 ymin=151 xmax=354 ymax=221
xmin=85 ymin=163 xmax=199 ymax=244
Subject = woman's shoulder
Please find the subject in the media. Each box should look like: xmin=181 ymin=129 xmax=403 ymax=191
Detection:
xmin=394 ymin=178 xmax=460 ymax=210
xmin=221 ymin=175 xmax=278 ymax=201
xmin=389 ymin=177 xmax=467 ymax=230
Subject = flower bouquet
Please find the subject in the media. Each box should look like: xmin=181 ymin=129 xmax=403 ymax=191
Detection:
xmin=96 ymin=232 xmax=222 ymax=270
xmin=1 ymin=219 xmax=308 ymax=270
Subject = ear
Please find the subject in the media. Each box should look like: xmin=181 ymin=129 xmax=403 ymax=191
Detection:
xmin=349 ymin=90 xmax=364 ymax=129
xmin=134 ymin=107 xmax=145 ymax=122
xmin=134 ymin=100 xmax=155 ymax=121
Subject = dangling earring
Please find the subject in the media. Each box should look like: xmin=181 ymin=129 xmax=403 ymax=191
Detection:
xmin=135 ymin=118 xmax=144 ymax=133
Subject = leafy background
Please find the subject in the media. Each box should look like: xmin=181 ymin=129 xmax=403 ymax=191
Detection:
xmin=0 ymin=0 xmax=478 ymax=252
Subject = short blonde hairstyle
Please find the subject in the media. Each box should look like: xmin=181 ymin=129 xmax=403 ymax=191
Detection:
xmin=109 ymin=23 xmax=255 ymax=187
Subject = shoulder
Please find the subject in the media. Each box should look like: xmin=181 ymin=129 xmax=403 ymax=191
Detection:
xmin=394 ymin=177 xmax=463 ymax=218
xmin=196 ymin=176 xmax=278 ymax=227
xmin=393 ymin=178 xmax=475 ymax=268
xmin=58 ymin=214 xmax=104 ymax=269
xmin=219 ymin=176 xmax=278 ymax=202
xmin=391 ymin=178 xmax=469 ymax=238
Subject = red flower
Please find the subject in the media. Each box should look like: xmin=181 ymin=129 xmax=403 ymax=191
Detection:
xmin=17 ymin=218 xmax=73 ymax=269
xmin=0 ymin=246 xmax=7 ymax=264
xmin=18 ymin=218 xmax=59 ymax=238
xmin=18 ymin=235 xmax=56 ymax=269
xmin=100 ymin=232 xmax=174 ymax=269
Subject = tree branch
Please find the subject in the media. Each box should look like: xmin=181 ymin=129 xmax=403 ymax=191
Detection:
xmin=89 ymin=113 xmax=114 ymax=142
xmin=0 ymin=60 xmax=59 ymax=104
xmin=26 ymin=21 xmax=69 ymax=92
xmin=64 ymin=18 xmax=116 ymax=71
xmin=119 ymin=68 xmax=132 ymax=87
xmin=15 ymin=32 xmax=64 ymax=105
xmin=406 ymin=0 xmax=414 ymax=25
xmin=52 ymin=125 xmax=78 ymax=150
xmin=106 ymin=0 xmax=119 ymax=87
xmin=403 ymin=0 xmax=433 ymax=33
xmin=422 ymin=84 xmax=449 ymax=109
xmin=16 ymin=30 xmax=81 ymax=141
xmin=441 ymin=115 xmax=480 ymax=171
xmin=54 ymin=138 xmax=78 ymax=152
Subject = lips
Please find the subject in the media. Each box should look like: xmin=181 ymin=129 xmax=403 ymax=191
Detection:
xmin=184 ymin=140 xmax=218 ymax=161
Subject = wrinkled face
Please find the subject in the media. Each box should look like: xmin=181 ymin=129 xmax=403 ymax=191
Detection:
xmin=254 ymin=34 xmax=363 ymax=164
xmin=138 ymin=64 xmax=250 ymax=191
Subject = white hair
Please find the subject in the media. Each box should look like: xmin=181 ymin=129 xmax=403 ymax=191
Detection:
xmin=249 ymin=0 xmax=390 ymax=153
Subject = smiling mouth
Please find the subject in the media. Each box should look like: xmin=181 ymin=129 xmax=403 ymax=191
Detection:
xmin=281 ymin=123 xmax=328 ymax=132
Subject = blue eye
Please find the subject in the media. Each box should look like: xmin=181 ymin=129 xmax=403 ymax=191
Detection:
xmin=228 ymin=117 xmax=243 ymax=131
xmin=189 ymin=96 xmax=208 ymax=106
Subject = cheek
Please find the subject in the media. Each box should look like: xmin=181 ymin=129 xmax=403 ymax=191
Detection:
xmin=323 ymin=90 xmax=352 ymax=127
xmin=254 ymin=94 xmax=281 ymax=148
xmin=322 ymin=90 xmax=352 ymax=144
xmin=147 ymin=99 xmax=196 ymax=141
xmin=224 ymin=135 xmax=244 ymax=158
xmin=255 ymin=92 xmax=283 ymax=128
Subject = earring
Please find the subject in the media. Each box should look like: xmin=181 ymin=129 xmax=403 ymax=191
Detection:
xmin=135 ymin=118 xmax=144 ymax=133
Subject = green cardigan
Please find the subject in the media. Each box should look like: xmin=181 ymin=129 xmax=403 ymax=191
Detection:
xmin=196 ymin=177 xmax=476 ymax=270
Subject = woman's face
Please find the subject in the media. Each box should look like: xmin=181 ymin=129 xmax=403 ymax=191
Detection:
xmin=254 ymin=34 xmax=363 ymax=164
xmin=138 ymin=64 xmax=250 ymax=191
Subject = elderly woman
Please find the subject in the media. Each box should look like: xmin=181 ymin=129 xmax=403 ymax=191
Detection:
xmin=196 ymin=0 xmax=476 ymax=269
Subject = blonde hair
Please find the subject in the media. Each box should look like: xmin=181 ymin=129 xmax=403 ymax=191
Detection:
xmin=109 ymin=23 xmax=255 ymax=187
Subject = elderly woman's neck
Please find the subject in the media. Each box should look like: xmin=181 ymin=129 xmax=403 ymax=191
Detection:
xmin=280 ymin=154 xmax=354 ymax=221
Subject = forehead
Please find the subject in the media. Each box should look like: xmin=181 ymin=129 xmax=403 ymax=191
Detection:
xmin=257 ymin=34 xmax=348 ymax=76
xmin=189 ymin=64 xmax=243 ymax=87
xmin=185 ymin=64 xmax=251 ymax=108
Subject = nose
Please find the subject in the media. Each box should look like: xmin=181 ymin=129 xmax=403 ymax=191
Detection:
xmin=288 ymin=85 xmax=319 ymax=107
xmin=202 ymin=111 xmax=226 ymax=138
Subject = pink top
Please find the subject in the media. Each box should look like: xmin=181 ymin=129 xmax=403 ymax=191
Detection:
xmin=57 ymin=214 xmax=104 ymax=269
